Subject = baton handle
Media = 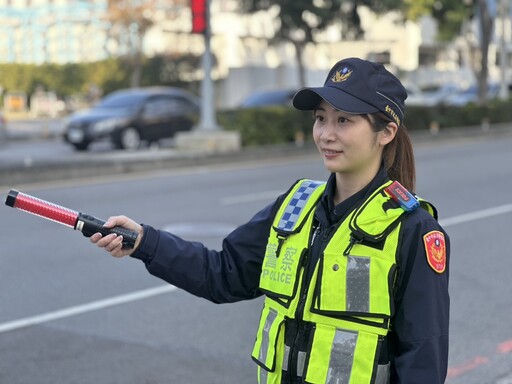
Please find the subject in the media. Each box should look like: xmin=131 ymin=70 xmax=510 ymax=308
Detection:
xmin=76 ymin=213 xmax=138 ymax=249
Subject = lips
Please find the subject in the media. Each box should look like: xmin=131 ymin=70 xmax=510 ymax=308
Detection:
xmin=321 ymin=148 xmax=343 ymax=156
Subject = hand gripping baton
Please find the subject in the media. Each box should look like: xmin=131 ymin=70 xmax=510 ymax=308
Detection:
xmin=5 ymin=190 xmax=138 ymax=249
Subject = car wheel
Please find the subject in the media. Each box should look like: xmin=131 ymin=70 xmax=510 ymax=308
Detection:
xmin=118 ymin=127 xmax=141 ymax=150
xmin=72 ymin=142 xmax=89 ymax=151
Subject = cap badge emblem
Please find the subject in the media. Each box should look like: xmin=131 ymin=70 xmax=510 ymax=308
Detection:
xmin=332 ymin=67 xmax=352 ymax=83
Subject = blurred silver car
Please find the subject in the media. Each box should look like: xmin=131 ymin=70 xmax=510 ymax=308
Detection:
xmin=239 ymin=89 xmax=297 ymax=108
xmin=443 ymin=84 xmax=500 ymax=106
xmin=63 ymin=87 xmax=200 ymax=151
xmin=405 ymin=83 xmax=460 ymax=107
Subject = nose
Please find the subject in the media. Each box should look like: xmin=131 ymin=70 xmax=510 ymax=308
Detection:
xmin=319 ymin=121 xmax=337 ymax=141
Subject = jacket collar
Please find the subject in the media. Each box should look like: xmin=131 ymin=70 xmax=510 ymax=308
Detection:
xmin=318 ymin=167 xmax=390 ymax=226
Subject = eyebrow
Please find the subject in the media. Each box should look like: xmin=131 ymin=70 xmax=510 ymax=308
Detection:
xmin=314 ymin=106 xmax=339 ymax=113
xmin=314 ymin=106 xmax=354 ymax=117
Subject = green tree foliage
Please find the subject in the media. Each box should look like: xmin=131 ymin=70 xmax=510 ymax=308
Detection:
xmin=237 ymin=0 xmax=427 ymax=86
xmin=385 ymin=0 xmax=473 ymax=43
xmin=0 ymin=61 xmax=128 ymax=98
xmin=0 ymin=54 xmax=202 ymax=104
xmin=405 ymin=0 xmax=494 ymax=103
xmin=142 ymin=53 xmax=203 ymax=94
xmin=105 ymin=0 xmax=189 ymax=88
xmin=239 ymin=0 xmax=495 ymax=104
xmin=106 ymin=0 xmax=156 ymax=88
xmin=429 ymin=0 xmax=472 ymax=42
xmin=0 ymin=64 xmax=35 ymax=93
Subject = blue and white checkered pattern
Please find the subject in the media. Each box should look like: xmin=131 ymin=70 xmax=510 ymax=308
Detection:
xmin=277 ymin=180 xmax=324 ymax=231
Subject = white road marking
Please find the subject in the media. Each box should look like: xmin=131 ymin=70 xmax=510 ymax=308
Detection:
xmin=496 ymin=375 xmax=512 ymax=384
xmin=440 ymin=203 xmax=512 ymax=227
xmin=221 ymin=190 xmax=283 ymax=205
xmin=0 ymin=285 xmax=177 ymax=334
xmin=0 ymin=202 xmax=510 ymax=334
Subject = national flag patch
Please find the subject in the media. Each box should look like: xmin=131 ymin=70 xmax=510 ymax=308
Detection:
xmin=423 ymin=230 xmax=446 ymax=273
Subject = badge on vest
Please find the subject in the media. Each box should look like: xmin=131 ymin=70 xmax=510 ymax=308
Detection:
xmin=423 ymin=230 xmax=446 ymax=273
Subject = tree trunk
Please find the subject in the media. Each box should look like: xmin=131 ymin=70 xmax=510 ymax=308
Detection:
xmin=477 ymin=0 xmax=494 ymax=104
xmin=130 ymin=52 xmax=142 ymax=88
xmin=293 ymin=41 xmax=307 ymax=88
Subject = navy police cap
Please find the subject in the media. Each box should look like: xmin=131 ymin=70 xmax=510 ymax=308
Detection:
xmin=293 ymin=57 xmax=407 ymax=126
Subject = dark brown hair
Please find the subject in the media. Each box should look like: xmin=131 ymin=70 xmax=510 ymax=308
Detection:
xmin=365 ymin=113 xmax=416 ymax=191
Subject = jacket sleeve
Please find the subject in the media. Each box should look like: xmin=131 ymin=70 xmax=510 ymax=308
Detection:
xmin=389 ymin=209 xmax=450 ymax=384
xmin=129 ymin=199 xmax=280 ymax=304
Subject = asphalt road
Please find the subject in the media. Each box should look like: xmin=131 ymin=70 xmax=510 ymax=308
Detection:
xmin=0 ymin=133 xmax=512 ymax=383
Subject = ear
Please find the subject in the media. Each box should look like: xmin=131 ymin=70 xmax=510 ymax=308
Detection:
xmin=378 ymin=122 xmax=398 ymax=146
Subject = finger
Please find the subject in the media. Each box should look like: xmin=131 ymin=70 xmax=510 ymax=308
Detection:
xmin=104 ymin=234 xmax=123 ymax=251
xmin=103 ymin=216 xmax=122 ymax=228
xmin=110 ymin=238 xmax=127 ymax=258
xmin=90 ymin=232 xmax=102 ymax=244
xmin=95 ymin=233 xmax=118 ymax=248
xmin=111 ymin=247 xmax=126 ymax=258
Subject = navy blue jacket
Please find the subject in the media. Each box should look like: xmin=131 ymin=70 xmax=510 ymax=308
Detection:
xmin=131 ymin=169 xmax=450 ymax=383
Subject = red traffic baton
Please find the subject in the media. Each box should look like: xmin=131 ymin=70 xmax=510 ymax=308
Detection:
xmin=5 ymin=189 xmax=138 ymax=249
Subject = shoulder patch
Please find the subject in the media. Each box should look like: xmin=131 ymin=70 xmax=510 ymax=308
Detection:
xmin=423 ymin=230 xmax=446 ymax=273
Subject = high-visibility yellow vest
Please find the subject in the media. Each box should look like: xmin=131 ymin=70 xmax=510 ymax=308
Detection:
xmin=252 ymin=179 xmax=436 ymax=384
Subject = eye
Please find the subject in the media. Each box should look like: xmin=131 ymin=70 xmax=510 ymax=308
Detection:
xmin=314 ymin=114 xmax=325 ymax=122
xmin=338 ymin=116 xmax=348 ymax=124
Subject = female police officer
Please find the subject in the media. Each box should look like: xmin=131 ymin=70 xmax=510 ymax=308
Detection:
xmin=91 ymin=57 xmax=450 ymax=383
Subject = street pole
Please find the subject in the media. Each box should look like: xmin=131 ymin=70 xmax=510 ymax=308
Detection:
xmin=175 ymin=0 xmax=239 ymax=152
xmin=197 ymin=0 xmax=219 ymax=131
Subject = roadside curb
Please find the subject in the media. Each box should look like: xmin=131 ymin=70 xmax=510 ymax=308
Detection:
xmin=0 ymin=142 xmax=319 ymax=186
xmin=2 ymin=122 xmax=512 ymax=187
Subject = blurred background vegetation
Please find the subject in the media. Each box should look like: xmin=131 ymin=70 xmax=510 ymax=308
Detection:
xmin=216 ymin=101 xmax=512 ymax=147
xmin=0 ymin=54 xmax=203 ymax=102
xmin=2 ymin=52 xmax=511 ymax=147
xmin=1 ymin=0 xmax=511 ymax=146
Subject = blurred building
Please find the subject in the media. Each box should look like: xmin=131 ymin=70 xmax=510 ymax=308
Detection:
xmin=0 ymin=0 xmax=510 ymax=108
xmin=0 ymin=0 xmax=108 ymax=64
xmin=0 ymin=0 xmax=431 ymax=70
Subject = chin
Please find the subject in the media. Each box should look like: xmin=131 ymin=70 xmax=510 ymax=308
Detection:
xmin=322 ymin=159 xmax=346 ymax=173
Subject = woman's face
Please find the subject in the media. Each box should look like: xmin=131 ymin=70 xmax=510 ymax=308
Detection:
xmin=313 ymin=100 xmax=389 ymax=177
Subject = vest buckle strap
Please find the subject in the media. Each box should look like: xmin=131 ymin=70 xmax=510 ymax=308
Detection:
xmin=275 ymin=234 xmax=287 ymax=258
xmin=343 ymin=235 xmax=363 ymax=256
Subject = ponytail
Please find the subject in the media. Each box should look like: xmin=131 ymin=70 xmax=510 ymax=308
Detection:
xmin=383 ymin=123 xmax=416 ymax=191
xmin=367 ymin=113 xmax=416 ymax=191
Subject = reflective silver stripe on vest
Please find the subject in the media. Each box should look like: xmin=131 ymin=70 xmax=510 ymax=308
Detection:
xmin=283 ymin=347 xmax=307 ymax=377
xmin=259 ymin=367 xmax=268 ymax=384
xmin=282 ymin=345 xmax=290 ymax=371
xmin=277 ymin=180 xmax=324 ymax=231
xmin=259 ymin=308 xmax=278 ymax=365
xmin=326 ymin=329 xmax=358 ymax=384
xmin=346 ymin=256 xmax=370 ymax=313
xmin=297 ymin=351 xmax=307 ymax=377
xmin=374 ymin=363 xmax=390 ymax=384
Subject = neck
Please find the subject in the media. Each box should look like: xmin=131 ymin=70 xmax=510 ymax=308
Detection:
xmin=333 ymin=168 xmax=380 ymax=205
